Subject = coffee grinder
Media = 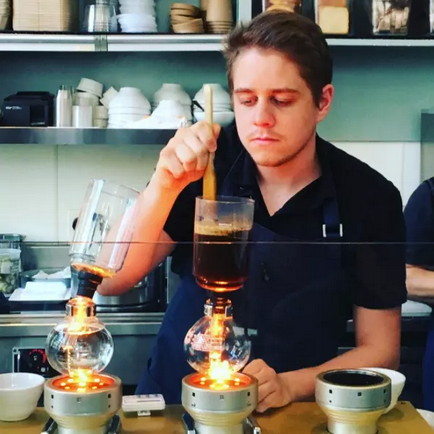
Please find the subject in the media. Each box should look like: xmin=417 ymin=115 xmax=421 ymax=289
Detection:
xmin=43 ymin=180 xmax=140 ymax=434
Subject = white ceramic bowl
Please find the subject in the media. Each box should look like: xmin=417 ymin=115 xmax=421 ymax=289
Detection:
xmin=74 ymin=91 xmax=100 ymax=107
xmin=194 ymin=110 xmax=234 ymax=127
xmin=363 ymin=368 xmax=406 ymax=413
xmin=0 ymin=373 xmax=45 ymax=421
xmin=77 ymin=77 xmax=104 ymax=98
xmin=194 ymin=83 xmax=231 ymax=106
xmin=109 ymin=87 xmax=151 ymax=110
xmin=109 ymin=113 xmax=145 ymax=123
xmin=153 ymin=83 xmax=191 ymax=106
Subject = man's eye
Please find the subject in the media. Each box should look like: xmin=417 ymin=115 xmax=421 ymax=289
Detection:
xmin=239 ymin=99 xmax=255 ymax=106
xmin=273 ymin=99 xmax=292 ymax=106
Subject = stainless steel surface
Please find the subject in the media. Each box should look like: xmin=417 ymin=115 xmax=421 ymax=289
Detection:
xmin=182 ymin=373 xmax=257 ymax=434
xmin=92 ymin=284 xmax=152 ymax=307
xmin=1 ymin=33 xmax=433 ymax=53
xmin=106 ymin=34 xmax=225 ymax=52
xmin=0 ymin=34 xmax=95 ymax=51
xmin=316 ymin=369 xmax=391 ymax=434
xmin=0 ymin=128 xmax=175 ymax=145
xmin=45 ymin=375 xmax=121 ymax=434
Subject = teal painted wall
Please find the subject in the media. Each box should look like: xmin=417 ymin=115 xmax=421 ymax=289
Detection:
xmin=1 ymin=46 xmax=433 ymax=142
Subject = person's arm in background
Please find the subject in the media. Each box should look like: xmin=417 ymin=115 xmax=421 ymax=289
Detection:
xmin=404 ymin=180 xmax=434 ymax=306
xmin=406 ymin=266 xmax=434 ymax=305
xmin=98 ymin=122 xmax=220 ymax=295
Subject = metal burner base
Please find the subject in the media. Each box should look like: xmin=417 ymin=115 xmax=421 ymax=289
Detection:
xmin=44 ymin=375 xmax=122 ymax=434
xmin=182 ymin=373 xmax=258 ymax=434
xmin=41 ymin=415 xmax=121 ymax=434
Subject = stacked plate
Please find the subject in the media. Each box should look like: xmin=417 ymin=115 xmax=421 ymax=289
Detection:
xmin=108 ymin=87 xmax=151 ymax=128
xmin=117 ymin=0 xmax=157 ymax=32
xmin=13 ymin=0 xmax=77 ymax=31
xmin=0 ymin=0 xmax=11 ymax=30
xmin=171 ymin=3 xmax=204 ymax=34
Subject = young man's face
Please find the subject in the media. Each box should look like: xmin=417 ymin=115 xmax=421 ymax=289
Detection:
xmin=232 ymin=47 xmax=333 ymax=168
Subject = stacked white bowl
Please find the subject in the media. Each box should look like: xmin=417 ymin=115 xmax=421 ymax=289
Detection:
xmin=0 ymin=0 xmax=11 ymax=30
xmin=117 ymin=0 xmax=157 ymax=32
xmin=153 ymin=83 xmax=192 ymax=121
xmin=75 ymin=77 xmax=103 ymax=107
xmin=108 ymin=87 xmax=151 ymax=128
xmin=193 ymin=83 xmax=234 ymax=127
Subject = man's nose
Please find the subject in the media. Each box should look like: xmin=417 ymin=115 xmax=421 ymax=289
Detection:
xmin=253 ymin=100 xmax=275 ymax=128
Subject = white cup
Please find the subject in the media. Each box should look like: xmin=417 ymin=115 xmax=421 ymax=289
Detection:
xmin=73 ymin=105 xmax=93 ymax=128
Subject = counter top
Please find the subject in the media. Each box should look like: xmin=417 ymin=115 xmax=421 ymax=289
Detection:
xmin=0 ymin=402 xmax=431 ymax=434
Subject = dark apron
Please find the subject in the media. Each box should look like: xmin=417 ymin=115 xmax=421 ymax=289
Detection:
xmin=136 ymin=157 xmax=351 ymax=403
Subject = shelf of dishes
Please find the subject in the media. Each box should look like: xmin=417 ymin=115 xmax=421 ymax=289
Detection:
xmin=0 ymin=127 xmax=176 ymax=145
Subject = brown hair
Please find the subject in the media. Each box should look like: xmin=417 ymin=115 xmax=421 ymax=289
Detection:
xmin=223 ymin=11 xmax=333 ymax=106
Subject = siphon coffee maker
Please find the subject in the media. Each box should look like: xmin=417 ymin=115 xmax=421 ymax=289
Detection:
xmin=43 ymin=179 xmax=139 ymax=434
xmin=182 ymin=195 xmax=258 ymax=434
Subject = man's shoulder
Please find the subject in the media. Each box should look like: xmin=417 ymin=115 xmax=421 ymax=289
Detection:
xmin=320 ymin=138 xmax=400 ymax=202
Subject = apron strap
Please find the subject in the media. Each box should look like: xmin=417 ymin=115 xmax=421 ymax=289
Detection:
xmin=322 ymin=196 xmax=343 ymax=240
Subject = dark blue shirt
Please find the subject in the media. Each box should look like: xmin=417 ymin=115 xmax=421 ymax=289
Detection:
xmin=165 ymin=124 xmax=407 ymax=310
xmin=405 ymin=177 xmax=434 ymax=268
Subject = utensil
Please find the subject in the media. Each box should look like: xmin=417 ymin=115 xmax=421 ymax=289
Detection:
xmin=41 ymin=417 xmax=57 ymax=434
xmin=203 ymin=84 xmax=216 ymax=201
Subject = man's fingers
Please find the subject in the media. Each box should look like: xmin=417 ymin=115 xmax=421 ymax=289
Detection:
xmin=256 ymin=391 xmax=279 ymax=413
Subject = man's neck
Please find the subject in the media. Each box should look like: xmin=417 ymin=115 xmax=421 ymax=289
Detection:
xmin=256 ymin=134 xmax=320 ymax=215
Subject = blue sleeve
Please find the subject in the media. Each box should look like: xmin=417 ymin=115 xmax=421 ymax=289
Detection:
xmin=404 ymin=180 xmax=434 ymax=267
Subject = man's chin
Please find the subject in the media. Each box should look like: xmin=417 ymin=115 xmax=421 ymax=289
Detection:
xmin=249 ymin=154 xmax=290 ymax=168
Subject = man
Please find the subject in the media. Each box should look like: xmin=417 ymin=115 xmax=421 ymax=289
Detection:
xmin=404 ymin=178 xmax=434 ymax=410
xmin=99 ymin=12 xmax=406 ymax=412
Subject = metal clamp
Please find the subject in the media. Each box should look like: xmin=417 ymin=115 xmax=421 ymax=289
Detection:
xmin=322 ymin=223 xmax=343 ymax=238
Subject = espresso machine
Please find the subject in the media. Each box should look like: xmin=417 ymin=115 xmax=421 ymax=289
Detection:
xmin=43 ymin=179 xmax=140 ymax=434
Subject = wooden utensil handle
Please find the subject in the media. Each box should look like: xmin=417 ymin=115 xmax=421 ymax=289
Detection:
xmin=203 ymin=84 xmax=216 ymax=201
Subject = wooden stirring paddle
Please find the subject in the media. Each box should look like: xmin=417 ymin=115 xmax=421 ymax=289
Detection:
xmin=203 ymin=84 xmax=217 ymax=201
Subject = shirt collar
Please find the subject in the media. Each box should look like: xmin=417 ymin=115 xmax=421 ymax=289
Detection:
xmin=226 ymin=135 xmax=337 ymax=210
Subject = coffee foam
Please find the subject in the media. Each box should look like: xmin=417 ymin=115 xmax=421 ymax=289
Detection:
xmin=194 ymin=218 xmax=253 ymax=236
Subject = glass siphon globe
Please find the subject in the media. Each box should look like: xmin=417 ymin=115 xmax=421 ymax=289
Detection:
xmin=184 ymin=313 xmax=251 ymax=375
xmin=46 ymin=297 xmax=114 ymax=375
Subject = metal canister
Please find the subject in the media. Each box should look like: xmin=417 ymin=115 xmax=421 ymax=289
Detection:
xmin=0 ymin=234 xmax=25 ymax=250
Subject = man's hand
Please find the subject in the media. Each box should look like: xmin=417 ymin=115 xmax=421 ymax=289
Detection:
xmin=243 ymin=359 xmax=292 ymax=413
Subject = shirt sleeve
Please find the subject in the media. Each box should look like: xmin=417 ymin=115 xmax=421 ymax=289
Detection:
xmin=404 ymin=180 xmax=434 ymax=267
xmin=352 ymin=182 xmax=407 ymax=309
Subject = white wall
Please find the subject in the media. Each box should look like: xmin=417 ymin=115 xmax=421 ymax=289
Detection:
xmin=0 ymin=142 xmax=421 ymax=241
xmin=1 ymin=145 xmax=163 ymax=242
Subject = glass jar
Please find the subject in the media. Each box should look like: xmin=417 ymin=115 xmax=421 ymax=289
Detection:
xmin=315 ymin=0 xmax=351 ymax=35
xmin=263 ymin=0 xmax=302 ymax=14
xmin=0 ymin=249 xmax=20 ymax=294
xmin=372 ymin=0 xmax=411 ymax=35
